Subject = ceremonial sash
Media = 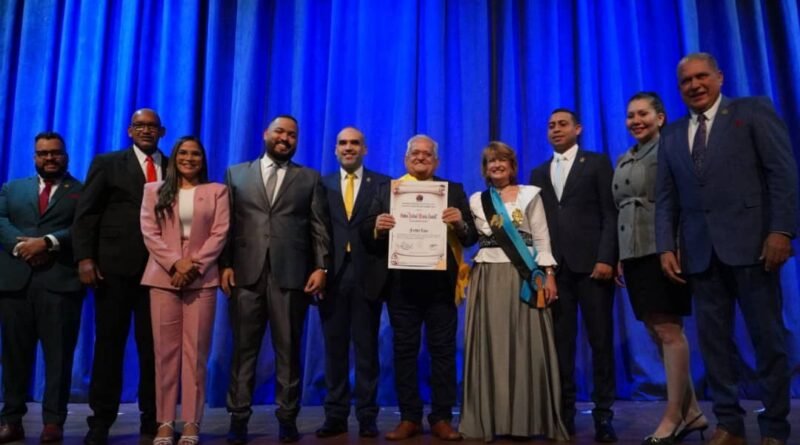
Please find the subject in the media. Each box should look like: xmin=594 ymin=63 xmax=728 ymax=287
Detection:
xmin=480 ymin=188 xmax=546 ymax=308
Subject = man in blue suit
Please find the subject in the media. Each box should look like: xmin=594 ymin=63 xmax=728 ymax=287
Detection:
xmin=656 ymin=52 xmax=797 ymax=445
xmin=0 ymin=132 xmax=84 ymax=443
xmin=316 ymin=127 xmax=390 ymax=439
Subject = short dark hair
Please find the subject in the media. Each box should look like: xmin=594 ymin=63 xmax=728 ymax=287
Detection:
xmin=627 ymin=92 xmax=668 ymax=127
xmin=550 ymin=108 xmax=580 ymax=125
xmin=35 ymin=131 xmax=66 ymax=149
xmin=271 ymin=114 xmax=299 ymax=128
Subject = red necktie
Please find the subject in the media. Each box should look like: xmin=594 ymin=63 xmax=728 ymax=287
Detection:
xmin=145 ymin=155 xmax=157 ymax=182
xmin=39 ymin=179 xmax=54 ymax=215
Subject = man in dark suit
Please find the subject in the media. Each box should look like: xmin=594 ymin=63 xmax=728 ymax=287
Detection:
xmin=316 ymin=127 xmax=390 ymax=439
xmin=72 ymin=109 xmax=167 ymax=445
xmin=0 ymin=132 xmax=84 ymax=444
xmin=364 ymin=134 xmax=477 ymax=441
xmin=530 ymin=109 xmax=618 ymax=442
xmin=656 ymin=53 xmax=797 ymax=445
xmin=220 ymin=115 xmax=330 ymax=444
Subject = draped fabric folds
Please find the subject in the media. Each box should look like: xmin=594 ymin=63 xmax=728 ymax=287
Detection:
xmin=1 ymin=0 xmax=798 ymax=407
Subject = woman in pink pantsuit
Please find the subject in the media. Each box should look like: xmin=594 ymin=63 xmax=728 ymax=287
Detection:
xmin=140 ymin=136 xmax=229 ymax=445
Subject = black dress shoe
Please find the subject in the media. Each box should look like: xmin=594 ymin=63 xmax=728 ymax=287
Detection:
xmin=315 ymin=420 xmax=347 ymax=438
xmin=227 ymin=419 xmax=248 ymax=445
xmin=595 ymin=419 xmax=618 ymax=443
xmin=279 ymin=423 xmax=300 ymax=443
xmin=359 ymin=422 xmax=379 ymax=438
xmin=0 ymin=423 xmax=24 ymax=444
xmin=84 ymin=427 xmax=109 ymax=445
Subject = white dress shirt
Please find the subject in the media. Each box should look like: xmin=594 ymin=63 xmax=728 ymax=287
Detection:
xmin=550 ymin=144 xmax=579 ymax=200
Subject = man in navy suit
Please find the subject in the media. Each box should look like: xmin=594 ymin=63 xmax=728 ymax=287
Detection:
xmin=364 ymin=135 xmax=477 ymax=441
xmin=0 ymin=132 xmax=84 ymax=443
xmin=72 ymin=109 xmax=167 ymax=445
xmin=530 ymin=109 xmax=618 ymax=442
xmin=656 ymin=53 xmax=797 ymax=445
xmin=316 ymin=127 xmax=390 ymax=439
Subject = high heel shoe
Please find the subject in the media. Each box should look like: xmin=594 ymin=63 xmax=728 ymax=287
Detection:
xmin=675 ymin=413 xmax=709 ymax=442
xmin=641 ymin=433 xmax=677 ymax=445
xmin=153 ymin=422 xmax=175 ymax=445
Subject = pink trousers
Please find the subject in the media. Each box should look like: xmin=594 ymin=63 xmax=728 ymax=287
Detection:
xmin=150 ymin=286 xmax=216 ymax=424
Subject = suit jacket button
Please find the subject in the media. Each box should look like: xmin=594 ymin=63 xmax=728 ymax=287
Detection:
xmin=620 ymin=225 xmax=625 ymax=231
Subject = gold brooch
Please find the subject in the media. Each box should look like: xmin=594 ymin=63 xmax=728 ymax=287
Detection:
xmin=511 ymin=208 xmax=523 ymax=227
xmin=490 ymin=214 xmax=503 ymax=228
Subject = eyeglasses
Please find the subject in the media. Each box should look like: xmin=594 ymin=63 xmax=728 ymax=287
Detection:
xmin=35 ymin=150 xmax=66 ymax=158
xmin=131 ymin=123 xmax=161 ymax=132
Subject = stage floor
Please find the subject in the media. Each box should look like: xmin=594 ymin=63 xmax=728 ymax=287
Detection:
xmin=10 ymin=400 xmax=800 ymax=444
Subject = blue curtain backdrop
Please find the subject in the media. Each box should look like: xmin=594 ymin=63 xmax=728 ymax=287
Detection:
xmin=1 ymin=0 xmax=799 ymax=408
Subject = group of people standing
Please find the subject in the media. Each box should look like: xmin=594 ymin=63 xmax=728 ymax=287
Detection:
xmin=0 ymin=52 xmax=795 ymax=445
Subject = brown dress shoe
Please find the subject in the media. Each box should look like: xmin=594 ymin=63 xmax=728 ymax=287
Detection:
xmin=707 ymin=428 xmax=746 ymax=445
xmin=760 ymin=438 xmax=785 ymax=445
xmin=40 ymin=424 xmax=64 ymax=443
xmin=430 ymin=421 xmax=462 ymax=441
xmin=0 ymin=423 xmax=24 ymax=444
xmin=385 ymin=421 xmax=421 ymax=441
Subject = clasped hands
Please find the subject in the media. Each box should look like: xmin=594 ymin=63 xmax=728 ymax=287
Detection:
xmin=15 ymin=236 xmax=50 ymax=267
xmin=171 ymin=257 xmax=201 ymax=288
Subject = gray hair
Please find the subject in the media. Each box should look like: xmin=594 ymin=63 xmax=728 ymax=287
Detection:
xmin=405 ymin=134 xmax=439 ymax=159
xmin=677 ymin=52 xmax=720 ymax=77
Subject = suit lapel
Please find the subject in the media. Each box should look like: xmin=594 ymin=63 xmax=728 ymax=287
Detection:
xmin=125 ymin=148 xmax=147 ymax=202
xmin=41 ymin=174 xmax=77 ymax=216
xmin=273 ymin=162 xmax=299 ymax=208
xmin=703 ymin=97 xmax=732 ymax=176
xmin=540 ymin=160 xmax=557 ymax=201
xmin=674 ymin=117 xmax=694 ymax=174
xmin=351 ymin=169 xmax=374 ymax=220
xmin=248 ymin=159 xmax=270 ymax=210
xmin=27 ymin=176 xmax=40 ymax=216
xmin=561 ymin=151 xmax=587 ymax=201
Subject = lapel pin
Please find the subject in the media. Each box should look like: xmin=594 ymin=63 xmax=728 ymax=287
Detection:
xmin=721 ymin=108 xmax=729 ymax=115
xmin=580 ymin=157 xmax=586 ymax=163
xmin=366 ymin=177 xmax=371 ymax=182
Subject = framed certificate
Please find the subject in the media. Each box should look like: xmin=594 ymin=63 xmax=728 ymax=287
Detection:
xmin=388 ymin=180 xmax=448 ymax=270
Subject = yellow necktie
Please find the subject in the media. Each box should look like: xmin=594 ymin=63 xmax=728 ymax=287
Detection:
xmin=344 ymin=173 xmax=355 ymax=219
xmin=398 ymin=174 xmax=469 ymax=306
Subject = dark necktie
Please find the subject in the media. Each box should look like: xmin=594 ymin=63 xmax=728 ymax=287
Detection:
xmin=145 ymin=155 xmax=157 ymax=182
xmin=691 ymin=113 xmax=707 ymax=173
xmin=39 ymin=179 xmax=54 ymax=215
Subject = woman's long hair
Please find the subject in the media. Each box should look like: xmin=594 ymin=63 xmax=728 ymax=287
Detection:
xmin=155 ymin=136 xmax=209 ymax=221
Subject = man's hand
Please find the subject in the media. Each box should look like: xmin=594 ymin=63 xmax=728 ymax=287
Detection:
xmin=374 ymin=213 xmax=396 ymax=236
xmin=659 ymin=251 xmax=686 ymax=284
xmin=441 ymin=207 xmax=463 ymax=225
xmin=590 ymin=262 xmax=613 ymax=281
xmin=304 ymin=268 xmax=326 ymax=296
xmin=15 ymin=236 xmax=47 ymax=261
xmin=761 ymin=232 xmax=793 ymax=272
xmin=78 ymin=258 xmax=104 ymax=287
xmin=220 ymin=267 xmax=236 ymax=297
xmin=28 ymin=252 xmax=51 ymax=267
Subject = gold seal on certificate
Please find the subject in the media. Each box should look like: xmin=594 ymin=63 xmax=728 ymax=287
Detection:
xmin=388 ymin=180 xmax=449 ymax=270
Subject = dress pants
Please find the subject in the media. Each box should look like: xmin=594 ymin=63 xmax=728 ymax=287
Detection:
xmin=0 ymin=282 xmax=83 ymax=425
xmin=690 ymin=254 xmax=790 ymax=441
xmin=387 ymin=270 xmax=456 ymax=426
xmin=150 ymin=287 xmax=217 ymax=424
xmin=87 ymin=274 xmax=156 ymax=430
xmin=551 ymin=264 xmax=616 ymax=426
xmin=226 ymin=259 xmax=310 ymax=424
xmin=319 ymin=253 xmax=382 ymax=424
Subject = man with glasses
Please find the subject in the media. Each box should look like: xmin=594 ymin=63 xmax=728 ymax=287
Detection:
xmin=73 ymin=109 xmax=167 ymax=445
xmin=0 ymin=132 xmax=84 ymax=444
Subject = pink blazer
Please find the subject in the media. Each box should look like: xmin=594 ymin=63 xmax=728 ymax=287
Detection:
xmin=140 ymin=181 xmax=230 ymax=290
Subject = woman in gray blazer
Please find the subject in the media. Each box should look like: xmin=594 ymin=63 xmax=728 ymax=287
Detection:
xmin=612 ymin=92 xmax=706 ymax=445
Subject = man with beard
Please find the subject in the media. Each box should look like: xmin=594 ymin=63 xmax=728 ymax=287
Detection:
xmin=316 ymin=127 xmax=390 ymax=438
xmin=0 ymin=132 xmax=84 ymax=443
xmin=220 ymin=115 xmax=330 ymax=444
xmin=72 ymin=109 xmax=166 ymax=445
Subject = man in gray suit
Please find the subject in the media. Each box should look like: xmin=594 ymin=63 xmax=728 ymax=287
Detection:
xmin=0 ymin=132 xmax=83 ymax=443
xmin=656 ymin=53 xmax=797 ymax=445
xmin=220 ymin=115 xmax=330 ymax=444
